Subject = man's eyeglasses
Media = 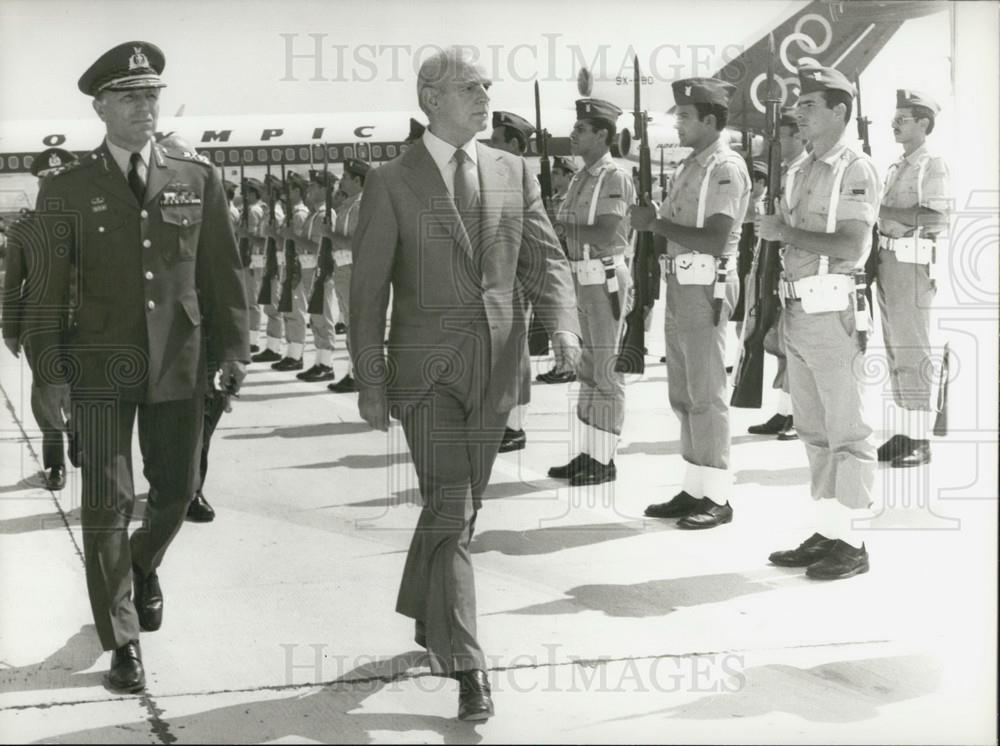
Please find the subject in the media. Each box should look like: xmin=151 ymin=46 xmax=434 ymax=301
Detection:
xmin=891 ymin=116 xmax=916 ymax=126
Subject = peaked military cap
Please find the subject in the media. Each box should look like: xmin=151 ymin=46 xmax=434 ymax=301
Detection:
xmin=263 ymin=173 xmax=284 ymax=191
xmin=896 ymin=88 xmax=941 ymax=115
xmin=671 ymin=78 xmax=736 ymax=107
xmin=575 ymin=98 xmax=623 ymax=124
xmin=243 ymin=177 xmax=265 ymax=196
xmin=751 ymin=160 xmax=769 ymax=178
xmin=308 ymin=169 xmax=337 ymax=188
xmin=31 ymin=147 xmax=78 ymax=177
xmin=492 ymin=111 xmax=536 ymax=139
xmin=797 ymin=66 xmax=854 ymax=96
xmin=78 ymin=41 xmax=166 ymax=96
xmin=286 ymin=171 xmax=309 ymax=193
xmin=343 ymin=158 xmax=371 ymax=178
xmin=552 ymin=155 xmax=578 ymax=174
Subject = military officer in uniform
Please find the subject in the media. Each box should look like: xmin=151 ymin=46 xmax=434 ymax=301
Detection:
xmin=756 ymin=65 xmax=879 ymax=580
xmin=536 ymin=155 xmax=580 ymax=385
xmin=748 ymin=107 xmax=808 ymax=440
xmin=547 ymin=98 xmax=635 ymax=486
xmin=487 ymin=110 xmax=537 ymax=452
xmin=31 ymin=42 xmax=249 ymax=691
xmin=250 ymin=174 xmax=287 ymax=364
xmin=325 ymin=157 xmax=367 ymax=393
xmin=875 ymin=89 xmax=950 ymax=468
xmin=3 ymin=148 xmax=79 ymax=491
xmin=635 ymin=78 xmax=750 ymax=529
xmin=298 ymin=168 xmax=339 ymax=382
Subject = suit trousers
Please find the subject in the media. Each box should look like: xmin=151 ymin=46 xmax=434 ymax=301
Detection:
xmin=75 ymin=395 xmax=203 ymax=650
xmin=784 ymin=302 xmax=875 ymax=508
xmin=29 ymin=382 xmax=66 ymax=469
xmin=394 ymin=323 xmax=506 ymax=676
xmin=876 ymin=249 xmax=935 ymax=410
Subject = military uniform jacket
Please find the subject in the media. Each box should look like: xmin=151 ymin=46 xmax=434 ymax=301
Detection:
xmin=32 ymin=140 xmax=250 ymax=402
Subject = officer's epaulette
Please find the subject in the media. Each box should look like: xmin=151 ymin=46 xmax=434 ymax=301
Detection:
xmin=161 ymin=146 xmax=213 ymax=167
xmin=42 ymin=157 xmax=87 ymax=178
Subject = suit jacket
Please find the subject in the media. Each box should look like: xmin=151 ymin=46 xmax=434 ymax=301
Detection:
xmin=30 ymin=141 xmax=249 ymax=401
xmin=349 ymin=139 xmax=579 ymax=413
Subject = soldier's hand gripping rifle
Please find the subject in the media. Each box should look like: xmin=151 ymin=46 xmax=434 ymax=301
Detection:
xmin=237 ymin=161 xmax=252 ymax=268
xmin=308 ymin=145 xmax=336 ymax=315
xmin=527 ymin=81 xmax=553 ymax=356
xmin=277 ymin=162 xmax=300 ymax=314
xmin=615 ymin=56 xmax=659 ymax=375
xmin=256 ymin=159 xmax=279 ymax=306
xmin=730 ymin=35 xmax=783 ymax=408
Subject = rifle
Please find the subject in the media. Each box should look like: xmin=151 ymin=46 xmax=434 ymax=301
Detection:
xmin=276 ymin=162 xmax=299 ymax=313
xmin=237 ymin=161 xmax=251 ymax=267
xmin=308 ymin=144 xmax=335 ymax=315
xmin=730 ymin=34 xmax=783 ymax=408
xmin=528 ymin=81 xmax=552 ymax=356
xmin=658 ymin=145 xmax=666 ymax=199
xmin=256 ymin=159 xmax=279 ymax=306
xmin=855 ymin=72 xmax=879 ymax=308
xmin=615 ymin=55 xmax=658 ymax=374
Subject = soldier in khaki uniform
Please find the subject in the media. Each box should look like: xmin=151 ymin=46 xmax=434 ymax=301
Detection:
xmin=875 ymin=89 xmax=950 ymax=468
xmin=756 ymin=66 xmax=880 ymax=580
xmin=269 ymin=173 xmax=312 ymax=371
xmin=298 ymin=169 xmax=339 ymax=382
xmin=235 ymin=177 xmax=266 ymax=354
xmin=548 ymin=98 xmax=635 ymax=486
xmin=326 ymin=157 xmax=367 ymax=393
xmin=634 ymin=78 xmax=750 ymax=530
xmin=250 ymin=176 xmax=286 ymax=363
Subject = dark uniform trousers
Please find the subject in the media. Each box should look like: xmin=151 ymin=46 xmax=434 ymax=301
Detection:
xmin=23 ymin=339 xmax=68 ymax=469
xmin=76 ymin=394 xmax=203 ymax=650
xmin=393 ymin=318 xmax=506 ymax=676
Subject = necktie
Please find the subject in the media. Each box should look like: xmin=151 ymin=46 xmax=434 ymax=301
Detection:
xmin=128 ymin=151 xmax=146 ymax=204
xmin=452 ymin=148 xmax=480 ymax=238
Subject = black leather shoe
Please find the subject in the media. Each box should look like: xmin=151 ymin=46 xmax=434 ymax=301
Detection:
xmin=644 ymin=491 xmax=702 ymax=519
xmin=251 ymin=348 xmax=282 ymax=363
xmin=536 ymin=367 xmax=577 ymax=384
xmin=548 ymin=453 xmax=587 ymax=480
xmin=334 ymin=322 xmax=347 ymax=335
xmin=327 ymin=373 xmax=357 ymax=393
xmin=414 ymin=620 xmax=426 ymax=649
xmin=768 ymin=533 xmax=836 ymax=567
xmin=569 ymin=456 xmax=616 ymax=486
xmin=186 ymin=490 xmax=215 ymax=523
xmin=891 ymin=439 xmax=930 ymax=468
xmin=271 ymin=356 xmax=304 ymax=371
xmin=457 ymin=669 xmax=494 ymax=721
xmin=250 ymin=344 xmax=260 ymax=353
xmin=44 ymin=465 xmax=66 ymax=491
xmin=877 ymin=434 xmax=912 ymax=462
xmin=749 ymin=413 xmax=789 ymax=435
xmin=107 ymin=641 xmax=145 ymax=693
xmin=133 ymin=566 xmax=163 ymax=632
xmin=806 ymin=540 xmax=869 ymax=579
xmin=676 ymin=499 xmax=733 ymax=530
xmin=498 ymin=428 xmax=526 ymax=453
xmin=777 ymin=419 xmax=799 ymax=441
xmin=299 ymin=364 xmax=336 ymax=382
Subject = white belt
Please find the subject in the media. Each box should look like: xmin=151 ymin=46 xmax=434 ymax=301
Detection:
xmin=780 ymin=274 xmax=853 ymax=313
xmin=569 ymin=255 xmax=625 ymax=287
xmin=569 ymin=256 xmax=626 ymax=271
xmin=333 ymin=249 xmax=353 ymax=266
xmin=878 ymin=234 xmax=935 ymax=265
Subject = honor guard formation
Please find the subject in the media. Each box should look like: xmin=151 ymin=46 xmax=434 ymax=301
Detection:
xmin=2 ymin=40 xmax=953 ymax=725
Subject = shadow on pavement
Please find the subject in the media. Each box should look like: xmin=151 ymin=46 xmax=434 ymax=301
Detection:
xmin=0 ymin=625 xmax=105 ymax=694
xmin=472 ymin=520 xmax=670 ymax=556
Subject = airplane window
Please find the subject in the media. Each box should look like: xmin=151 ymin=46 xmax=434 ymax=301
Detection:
xmin=212 ymin=151 xmax=224 ymax=164
xmin=9 ymin=156 xmax=19 ymax=170
xmin=285 ymin=147 xmax=295 ymax=162
xmin=386 ymin=145 xmax=397 ymax=157
xmin=344 ymin=146 xmax=354 ymax=160
xmin=24 ymin=155 xmax=35 ymax=171
xmin=330 ymin=147 xmax=339 ymax=160
xmin=257 ymin=149 xmax=267 ymax=163
xmin=298 ymin=147 xmax=309 ymax=161
xmin=243 ymin=149 xmax=253 ymax=162
xmin=372 ymin=145 xmax=383 ymax=159
xmin=271 ymin=148 xmax=282 ymax=162
xmin=229 ymin=150 xmax=239 ymax=164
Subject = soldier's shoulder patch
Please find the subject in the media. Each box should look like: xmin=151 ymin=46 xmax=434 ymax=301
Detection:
xmin=852 ymin=188 xmax=867 ymax=195
xmin=43 ymin=158 xmax=86 ymax=179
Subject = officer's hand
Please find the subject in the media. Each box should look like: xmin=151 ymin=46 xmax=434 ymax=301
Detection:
xmin=36 ymin=384 xmax=69 ymax=430
xmin=756 ymin=214 xmax=786 ymax=242
xmin=552 ymin=331 xmax=582 ymax=374
xmin=4 ymin=336 xmax=20 ymax=358
xmin=630 ymin=204 xmax=657 ymax=231
xmin=218 ymin=360 xmax=248 ymax=397
xmin=358 ymin=387 xmax=389 ymax=431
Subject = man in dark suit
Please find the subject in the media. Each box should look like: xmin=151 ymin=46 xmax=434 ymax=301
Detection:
xmin=350 ymin=48 xmax=580 ymax=721
xmin=30 ymin=41 xmax=249 ymax=692
xmin=3 ymin=148 xmax=79 ymax=490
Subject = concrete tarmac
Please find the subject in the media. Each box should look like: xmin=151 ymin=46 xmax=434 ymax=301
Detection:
xmin=0 ymin=305 xmax=996 ymax=744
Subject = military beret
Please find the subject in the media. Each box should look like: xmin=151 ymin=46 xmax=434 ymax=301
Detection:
xmin=31 ymin=147 xmax=78 ymax=177
xmin=779 ymin=106 xmax=798 ymax=128
xmin=243 ymin=177 xmax=265 ymax=196
xmin=308 ymin=169 xmax=337 ymax=188
xmin=896 ymin=88 xmax=941 ymax=115
xmin=343 ymin=158 xmax=371 ymax=178
xmin=492 ymin=111 xmax=536 ymax=139
xmin=406 ymin=118 xmax=426 ymax=143
xmin=751 ymin=160 xmax=768 ymax=179
xmin=672 ymin=78 xmax=736 ymax=107
xmin=552 ymin=155 xmax=578 ymax=174
xmin=78 ymin=41 xmax=166 ymax=96
xmin=798 ymin=66 xmax=854 ymax=97
xmin=575 ymin=98 xmax=623 ymax=124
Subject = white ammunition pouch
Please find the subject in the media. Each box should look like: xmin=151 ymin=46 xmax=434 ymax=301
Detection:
xmin=879 ymin=235 xmax=935 ymax=265
xmin=673 ymin=252 xmax=717 ymax=285
xmin=572 ymin=244 xmax=625 ymax=286
xmin=333 ymin=249 xmax=353 ymax=266
xmin=299 ymin=253 xmax=318 ymax=270
xmin=250 ymin=255 xmax=265 ymax=269
xmin=781 ymin=257 xmax=852 ymax=313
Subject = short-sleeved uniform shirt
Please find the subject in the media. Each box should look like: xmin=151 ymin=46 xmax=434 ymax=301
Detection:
xmin=878 ymin=143 xmax=950 ymax=239
xmin=335 ymin=192 xmax=361 ymax=238
xmin=556 ymin=152 xmax=635 ymax=260
xmin=657 ymin=137 xmax=750 ymax=258
xmin=780 ymin=134 xmax=880 ymax=281
xmin=305 ymin=205 xmax=333 ymax=244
